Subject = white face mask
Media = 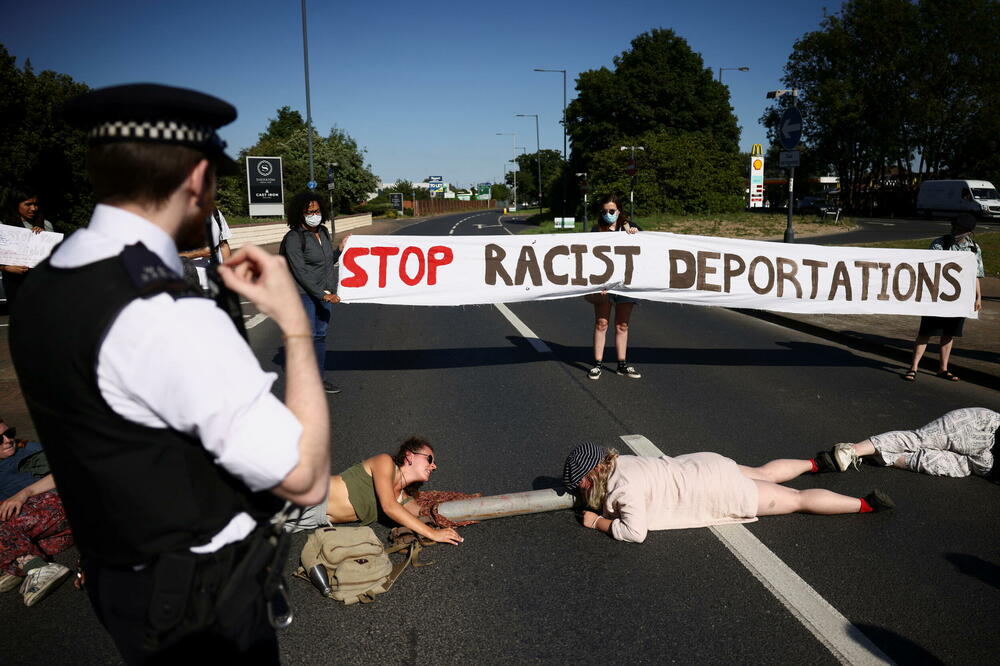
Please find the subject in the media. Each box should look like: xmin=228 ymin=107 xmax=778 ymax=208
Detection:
xmin=602 ymin=210 xmax=619 ymax=224
xmin=304 ymin=213 xmax=322 ymax=227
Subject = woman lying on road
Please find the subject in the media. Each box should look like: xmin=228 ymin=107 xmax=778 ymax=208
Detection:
xmin=285 ymin=437 xmax=464 ymax=545
xmin=564 ymin=442 xmax=894 ymax=543
xmin=819 ymin=407 xmax=999 ymax=482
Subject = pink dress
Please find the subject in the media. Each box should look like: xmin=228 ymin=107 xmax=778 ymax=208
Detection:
xmin=603 ymin=453 xmax=759 ymax=543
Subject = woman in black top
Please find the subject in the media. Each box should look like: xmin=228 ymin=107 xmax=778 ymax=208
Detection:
xmin=584 ymin=195 xmax=641 ymax=380
xmin=281 ymin=191 xmax=344 ymax=394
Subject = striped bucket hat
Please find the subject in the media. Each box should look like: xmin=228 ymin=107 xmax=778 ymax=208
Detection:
xmin=563 ymin=441 xmax=606 ymax=490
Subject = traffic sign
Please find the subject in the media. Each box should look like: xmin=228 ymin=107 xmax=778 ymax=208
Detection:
xmin=779 ymin=151 xmax=800 ymax=168
xmin=779 ymin=107 xmax=802 ymax=150
xmin=626 ymin=159 xmax=637 ymax=176
xmin=307 ymin=180 xmax=317 ymax=190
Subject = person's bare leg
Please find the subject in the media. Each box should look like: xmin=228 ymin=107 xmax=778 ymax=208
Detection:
xmin=739 ymin=459 xmax=812 ymax=483
xmin=851 ymin=440 xmax=877 ymax=457
xmin=592 ymin=302 xmax=611 ymax=363
xmin=613 ymin=302 xmax=634 ymax=362
xmin=938 ymin=334 xmax=954 ymax=372
xmin=909 ymin=334 xmax=931 ymax=372
xmin=754 ymin=480 xmax=861 ymax=516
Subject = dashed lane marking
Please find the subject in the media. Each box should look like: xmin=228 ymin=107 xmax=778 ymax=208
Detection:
xmin=245 ymin=313 xmax=268 ymax=329
xmin=450 ymin=211 xmax=495 ymax=235
xmin=494 ymin=303 xmax=551 ymax=354
xmin=618 ymin=434 xmax=892 ymax=666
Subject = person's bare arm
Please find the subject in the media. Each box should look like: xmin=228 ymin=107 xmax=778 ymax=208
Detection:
xmin=219 ymin=240 xmax=232 ymax=261
xmin=370 ymin=454 xmax=463 ymax=545
xmin=178 ymin=247 xmax=211 ymax=259
xmin=218 ymin=245 xmax=330 ymax=506
xmin=0 ymin=474 xmax=56 ymax=520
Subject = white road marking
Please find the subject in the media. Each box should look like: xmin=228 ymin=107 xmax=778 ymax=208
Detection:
xmin=449 ymin=211 xmax=494 ymax=235
xmin=618 ymin=433 xmax=892 ymax=666
xmin=494 ymin=303 xmax=551 ymax=354
xmin=245 ymin=313 xmax=268 ymax=329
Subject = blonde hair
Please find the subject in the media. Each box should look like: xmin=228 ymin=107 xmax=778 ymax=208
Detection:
xmin=578 ymin=448 xmax=619 ymax=510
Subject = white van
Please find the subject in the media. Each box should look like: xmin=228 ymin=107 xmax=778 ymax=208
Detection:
xmin=916 ymin=179 xmax=1000 ymax=218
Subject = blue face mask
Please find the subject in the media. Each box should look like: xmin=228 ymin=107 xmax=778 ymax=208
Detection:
xmin=601 ymin=210 xmax=619 ymax=224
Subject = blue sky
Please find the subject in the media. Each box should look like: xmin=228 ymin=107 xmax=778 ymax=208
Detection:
xmin=2 ymin=0 xmax=837 ymax=189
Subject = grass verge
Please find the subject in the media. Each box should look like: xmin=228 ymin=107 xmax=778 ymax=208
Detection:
xmin=518 ymin=211 xmax=853 ymax=238
xmin=849 ymin=231 xmax=998 ymax=277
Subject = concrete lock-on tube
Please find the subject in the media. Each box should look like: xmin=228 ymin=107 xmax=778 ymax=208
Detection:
xmin=435 ymin=488 xmax=576 ymax=522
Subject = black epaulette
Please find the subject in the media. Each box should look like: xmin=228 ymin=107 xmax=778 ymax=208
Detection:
xmin=120 ymin=242 xmax=202 ymax=300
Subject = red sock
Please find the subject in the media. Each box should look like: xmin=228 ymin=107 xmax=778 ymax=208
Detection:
xmin=858 ymin=498 xmax=874 ymax=513
xmin=809 ymin=459 xmax=819 ymax=473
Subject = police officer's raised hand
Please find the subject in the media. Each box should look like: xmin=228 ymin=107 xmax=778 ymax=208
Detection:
xmin=218 ymin=245 xmax=309 ymax=332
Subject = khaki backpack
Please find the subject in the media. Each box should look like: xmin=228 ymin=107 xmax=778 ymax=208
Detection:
xmin=295 ymin=525 xmax=424 ymax=604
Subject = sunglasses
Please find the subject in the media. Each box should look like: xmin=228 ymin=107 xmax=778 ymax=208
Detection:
xmin=411 ymin=451 xmax=434 ymax=465
xmin=0 ymin=428 xmax=16 ymax=441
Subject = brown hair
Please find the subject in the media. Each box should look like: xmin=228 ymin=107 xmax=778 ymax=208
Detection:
xmin=87 ymin=143 xmax=209 ymax=207
xmin=596 ymin=194 xmax=630 ymax=229
xmin=578 ymin=448 xmax=619 ymax=510
xmin=393 ymin=436 xmax=433 ymax=494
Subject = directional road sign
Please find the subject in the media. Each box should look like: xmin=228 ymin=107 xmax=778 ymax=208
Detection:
xmin=779 ymin=107 xmax=802 ymax=150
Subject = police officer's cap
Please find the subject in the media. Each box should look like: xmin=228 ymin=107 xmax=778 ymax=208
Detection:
xmin=65 ymin=83 xmax=239 ymax=174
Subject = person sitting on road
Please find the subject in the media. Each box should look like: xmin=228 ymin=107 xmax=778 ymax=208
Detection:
xmin=285 ymin=437 xmax=464 ymax=545
xmin=904 ymin=213 xmax=984 ymax=382
xmin=0 ymin=418 xmax=74 ymax=606
xmin=818 ymin=407 xmax=999 ymax=483
xmin=564 ymin=442 xmax=894 ymax=543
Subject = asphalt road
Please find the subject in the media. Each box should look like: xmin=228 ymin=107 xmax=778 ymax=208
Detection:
xmin=805 ymin=215 xmax=1000 ymax=246
xmin=5 ymin=210 xmax=999 ymax=664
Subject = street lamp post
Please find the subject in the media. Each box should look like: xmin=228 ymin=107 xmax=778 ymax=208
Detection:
xmin=300 ymin=0 xmax=315 ymax=187
xmin=717 ymin=66 xmax=749 ymax=83
xmin=516 ymin=113 xmax=542 ymax=212
xmin=767 ymin=89 xmax=800 ymax=243
xmin=575 ymin=172 xmax=588 ymax=229
xmin=534 ymin=68 xmax=567 ymax=223
xmin=620 ymin=146 xmax=645 ymax=222
xmin=496 ymin=132 xmax=517 ymax=210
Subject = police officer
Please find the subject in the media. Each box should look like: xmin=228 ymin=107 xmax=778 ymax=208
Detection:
xmin=9 ymin=84 xmax=330 ymax=663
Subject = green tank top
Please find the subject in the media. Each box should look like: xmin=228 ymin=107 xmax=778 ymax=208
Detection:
xmin=341 ymin=462 xmax=379 ymax=525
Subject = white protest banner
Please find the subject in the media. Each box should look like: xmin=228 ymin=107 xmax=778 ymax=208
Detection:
xmin=337 ymin=232 xmax=978 ymax=318
xmin=0 ymin=225 xmax=64 ymax=268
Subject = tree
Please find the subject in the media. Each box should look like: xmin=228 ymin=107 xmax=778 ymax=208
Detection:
xmin=217 ymin=106 xmax=378 ymax=216
xmin=770 ymin=0 xmax=1000 ymax=213
xmin=565 ymin=29 xmax=743 ymax=215
xmin=511 ymin=149 xmax=564 ymax=208
xmin=0 ymin=45 xmax=91 ymax=230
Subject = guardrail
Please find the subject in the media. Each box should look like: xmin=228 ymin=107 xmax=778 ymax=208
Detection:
xmin=228 ymin=213 xmax=373 ymax=249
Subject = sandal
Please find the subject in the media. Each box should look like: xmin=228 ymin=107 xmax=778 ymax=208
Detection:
xmin=902 ymin=370 xmax=917 ymax=381
xmin=936 ymin=370 xmax=960 ymax=382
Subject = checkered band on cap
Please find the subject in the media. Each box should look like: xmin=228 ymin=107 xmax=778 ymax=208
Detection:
xmin=563 ymin=441 xmax=606 ymax=490
xmin=88 ymin=119 xmax=218 ymax=147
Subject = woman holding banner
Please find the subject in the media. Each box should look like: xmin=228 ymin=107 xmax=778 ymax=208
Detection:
xmin=281 ymin=191 xmax=344 ymax=394
xmin=904 ymin=214 xmax=984 ymax=382
xmin=563 ymin=442 xmax=894 ymax=543
xmin=585 ymin=195 xmax=641 ymax=380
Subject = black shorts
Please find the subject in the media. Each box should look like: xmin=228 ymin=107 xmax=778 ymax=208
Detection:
xmin=918 ymin=316 xmax=965 ymax=338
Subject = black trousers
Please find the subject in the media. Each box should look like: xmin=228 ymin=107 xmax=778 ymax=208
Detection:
xmin=83 ymin=538 xmax=279 ymax=665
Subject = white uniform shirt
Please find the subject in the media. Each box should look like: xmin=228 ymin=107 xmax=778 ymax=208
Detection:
xmin=51 ymin=204 xmax=302 ymax=552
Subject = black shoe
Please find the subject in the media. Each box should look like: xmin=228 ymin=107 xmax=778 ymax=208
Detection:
xmin=323 ymin=381 xmax=342 ymax=394
xmin=616 ymin=362 xmax=641 ymax=379
xmin=814 ymin=451 xmax=837 ymax=473
xmin=863 ymin=489 xmax=895 ymax=512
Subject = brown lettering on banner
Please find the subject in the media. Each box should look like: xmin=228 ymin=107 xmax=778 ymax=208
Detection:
xmin=940 ymin=262 xmax=962 ymax=302
xmin=776 ymin=257 xmax=802 ymax=298
xmin=748 ymin=256 xmax=775 ymax=295
xmin=544 ymin=246 xmax=570 ymax=285
xmin=877 ymin=263 xmax=891 ymax=301
xmin=614 ymin=246 xmax=640 ymax=285
xmin=892 ymin=263 xmax=916 ymax=301
xmin=590 ymin=246 xmax=615 ymax=284
xmin=669 ymin=250 xmax=696 ymax=289
xmin=801 ymin=259 xmax=827 ymax=299
xmin=827 ymin=261 xmax=853 ymax=300
xmin=853 ymin=261 xmax=879 ymax=301
xmin=570 ymin=244 xmax=588 ymax=286
xmin=916 ymin=263 xmax=941 ymax=302
xmin=485 ymin=244 xmax=513 ymax=286
xmin=697 ymin=251 xmax=722 ymax=292
xmin=514 ymin=245 xmax=542 ymax=286
xmin=724 ymin=253 xmax=746 ymax=293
